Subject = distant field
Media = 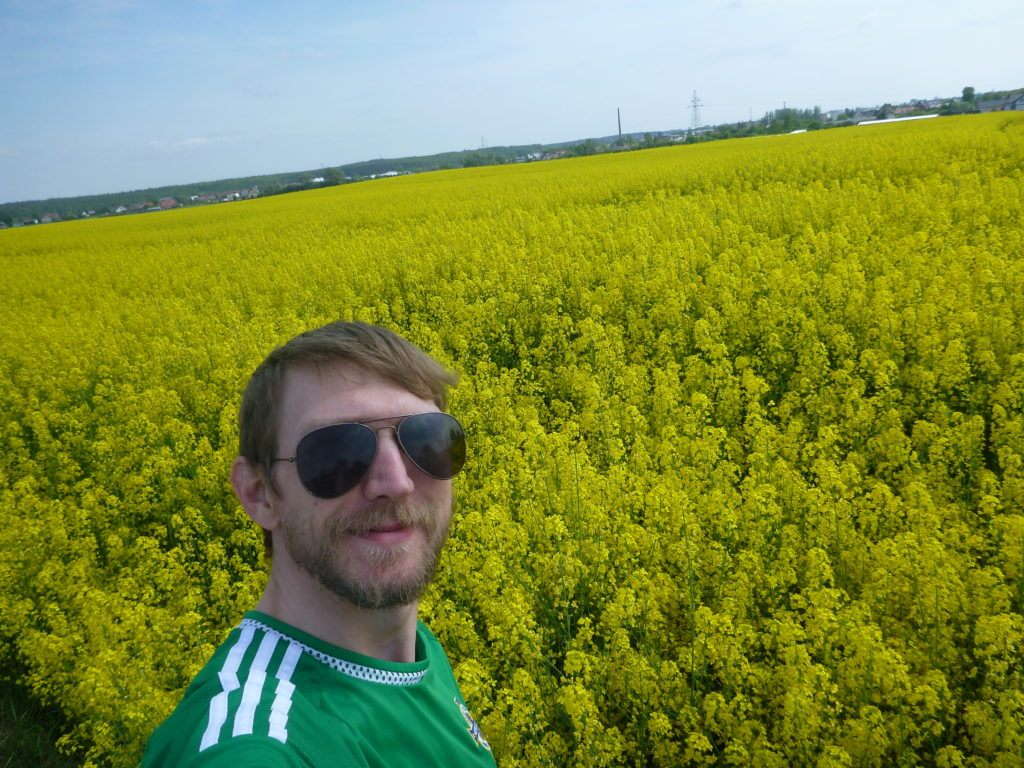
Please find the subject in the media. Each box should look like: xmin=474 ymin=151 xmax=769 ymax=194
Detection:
xmin=1 ymin=113 xmax=1023 ymax=766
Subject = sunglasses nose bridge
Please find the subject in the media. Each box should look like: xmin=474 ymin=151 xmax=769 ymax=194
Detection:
xmin=360 ymin=424 xmax=416 ymax=497
xmin=372 ymin=424 xmax=400 ymax=454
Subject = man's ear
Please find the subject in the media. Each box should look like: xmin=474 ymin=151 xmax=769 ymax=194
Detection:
xmin=231 ymin=456 xmax=279 ymax=531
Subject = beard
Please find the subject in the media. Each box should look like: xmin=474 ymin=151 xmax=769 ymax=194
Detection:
xmin=282 ymin=500 xmax=450 ymax=610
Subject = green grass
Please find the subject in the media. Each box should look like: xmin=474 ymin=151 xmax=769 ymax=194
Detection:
xmin=0 ymin=678 xmax=77 ymax=767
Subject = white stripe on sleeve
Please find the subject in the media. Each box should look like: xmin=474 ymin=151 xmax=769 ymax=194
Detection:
xmin=268 ymin=642 xmax=303 ymax=743
xmin=232 ymin=630 xmax=280 ymax=737
xmin=200 ymin=624 xmax=257 ymax=752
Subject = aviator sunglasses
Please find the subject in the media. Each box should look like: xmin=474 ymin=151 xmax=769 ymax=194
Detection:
xmin=272 ymin=412 xmax=466 ymax=499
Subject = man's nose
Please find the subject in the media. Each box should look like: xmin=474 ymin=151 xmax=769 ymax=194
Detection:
xmin=360 ymin=426 xmax=415 ymax=500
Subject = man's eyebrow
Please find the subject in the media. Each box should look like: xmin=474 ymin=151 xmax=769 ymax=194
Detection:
xmin=301 ymin=412 xmax=432 ymax=432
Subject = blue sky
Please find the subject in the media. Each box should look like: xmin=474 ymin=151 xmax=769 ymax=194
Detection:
xmin=2 ymin=0 xmax=1022 ymax=203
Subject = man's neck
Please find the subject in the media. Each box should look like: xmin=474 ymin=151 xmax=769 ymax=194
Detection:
xmin=255 ymin=566 xmax=421 ymax=663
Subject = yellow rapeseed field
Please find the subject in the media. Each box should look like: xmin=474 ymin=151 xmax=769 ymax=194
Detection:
xmin=1 ymin=113 xmax=1023 ymax=766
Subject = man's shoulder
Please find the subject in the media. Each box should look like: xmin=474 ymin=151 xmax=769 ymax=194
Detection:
xmin=144 ymin=615 xmax=494 ymax=767
xmin=142 ymin=617 xmax=367 ymax=767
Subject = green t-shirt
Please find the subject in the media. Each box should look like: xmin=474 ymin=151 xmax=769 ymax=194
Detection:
xmin=142 ymin=612 xmax=495 ymax=767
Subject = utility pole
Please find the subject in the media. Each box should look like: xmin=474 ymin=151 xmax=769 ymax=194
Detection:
xmin=690 ymin=91 xmax=703 ymax=133
xmin=617 ymin=108 xmax=622 ymax=138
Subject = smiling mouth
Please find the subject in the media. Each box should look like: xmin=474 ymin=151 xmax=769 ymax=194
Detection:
xmin=368 ymin=521 xmax=405 ymax=533
xmin=336 ymin=502 xmax=433 ymax=547
xmin=352 ymin=524 xmax=414 ymax=546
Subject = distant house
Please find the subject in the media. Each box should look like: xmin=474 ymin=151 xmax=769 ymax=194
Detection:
xmin=114 ymin=205 xmax=128 ymax=214
xmin=39 ymin=213 xmax=61 ymax=224
xmin=850 ymin=104 xmax=898 ymax=121
xmin=158 ymin=197 xmax=177 ymax=209
xmin=977 ymin=98 xmax=1006 ymax=112
xmin=977 ymin=92 xmax=1024 ymax=112
xmin=999 ymin=93 xmax=1024 ymax=111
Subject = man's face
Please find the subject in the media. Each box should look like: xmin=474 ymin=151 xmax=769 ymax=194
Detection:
xmin=270 ymin=362 xmax=454 ymax=610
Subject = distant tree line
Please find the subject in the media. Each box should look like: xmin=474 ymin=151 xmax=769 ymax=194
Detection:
xmin=4 ymin=84 xmax=1019 ymax=227
xmin=0 ymin=146 xmax=545 ymax=225
xmin=1 ymin=172 xmax=280 ymax=226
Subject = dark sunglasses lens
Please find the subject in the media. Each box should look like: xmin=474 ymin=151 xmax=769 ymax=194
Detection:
xmin=398 ymin=413 xmax=466 ymax=479
xmin=295 ymin=423 xmax=376 ymax=498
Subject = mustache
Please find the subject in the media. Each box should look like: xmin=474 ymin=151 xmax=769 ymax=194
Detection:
xmin=329 ymin=501 xmax=435 ymax=537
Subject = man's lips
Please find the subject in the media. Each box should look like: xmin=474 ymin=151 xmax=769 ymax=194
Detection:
xmin=368 ymin=521 xmax=405 ymax=532
xmin=334 ymin=502 xmax=434 ymax=547
xmin=351 ymin=523 xmax=414 ymax=545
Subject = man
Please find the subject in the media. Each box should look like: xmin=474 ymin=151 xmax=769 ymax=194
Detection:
xmin=143 ymin=321 xmax=495 ymax=766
